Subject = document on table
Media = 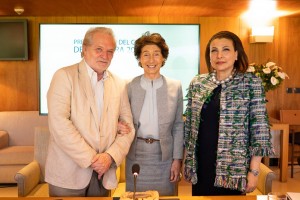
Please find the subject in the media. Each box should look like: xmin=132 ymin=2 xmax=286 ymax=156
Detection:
xmin=287 ymin=192 xmax=300 ymax=200
xmin=257 ymin=195 xmax=268 ymax=200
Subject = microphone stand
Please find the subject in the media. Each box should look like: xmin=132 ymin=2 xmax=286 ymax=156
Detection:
xmin=132 ymin=164 xmax=140 ymax=200
xmin=133 ymin=173 xmax=137 ymax=200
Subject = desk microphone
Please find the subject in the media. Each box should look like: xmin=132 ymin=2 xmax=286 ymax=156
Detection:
xmin=132 ymin=164 xmax=140 ymax=200
xmin=132 ymin=163 xmax=140 ymax=177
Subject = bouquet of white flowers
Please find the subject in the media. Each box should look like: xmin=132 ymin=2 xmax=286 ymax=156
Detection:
xmin=247 ymin=61 xmax=289 ymax=92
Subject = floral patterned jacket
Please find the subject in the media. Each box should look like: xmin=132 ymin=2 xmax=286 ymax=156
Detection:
xmin=184 ymin=72 xmax=275 ymax=192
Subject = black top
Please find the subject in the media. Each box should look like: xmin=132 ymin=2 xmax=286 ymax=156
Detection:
xmin=192 ymin=85 xmax=242 ymax=196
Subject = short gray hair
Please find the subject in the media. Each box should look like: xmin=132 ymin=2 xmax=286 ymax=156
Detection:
xmin=81 ymin=27 xmax=116 ymax=58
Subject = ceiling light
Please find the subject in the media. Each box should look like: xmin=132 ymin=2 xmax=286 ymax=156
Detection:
xmin=242 ymin=0 xmax=277 ymax=27
xmin=14 ymin=7 xmax=24 ymax=15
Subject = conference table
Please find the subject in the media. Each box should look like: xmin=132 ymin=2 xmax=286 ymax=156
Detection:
xmin=0 ymin=196 xmax=258 ymax=200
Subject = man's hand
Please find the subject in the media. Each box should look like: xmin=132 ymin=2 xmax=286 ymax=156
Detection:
xmin=91 ymin=153 xmax=113 ymax=179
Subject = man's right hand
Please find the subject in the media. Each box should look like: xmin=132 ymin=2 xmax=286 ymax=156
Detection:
xmin=117 ymin=119 xmax=131 ymax=136
xmin=91 ymin=153 xmax=113 ymax=179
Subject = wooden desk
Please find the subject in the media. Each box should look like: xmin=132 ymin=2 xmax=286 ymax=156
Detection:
xmin=0 ymin=196 xmax=257 ymax=200
xmin=162 ymin=196 xmax=256 ymax=200
xmin=270 ymin=123 xmax=289 ymax=182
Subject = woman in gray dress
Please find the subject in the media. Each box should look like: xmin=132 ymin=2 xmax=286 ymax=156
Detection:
xmin=125 ymin=32 xmax=184 ymax=196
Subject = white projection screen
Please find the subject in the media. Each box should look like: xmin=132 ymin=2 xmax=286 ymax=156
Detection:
xmin=39 ymin=24 xmax=200 ymax=115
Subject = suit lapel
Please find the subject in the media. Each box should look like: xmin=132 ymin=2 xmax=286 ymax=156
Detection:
xmin=131 ymin=77 xmax=146 ymax=125
xmin=101 ymin=72 xmax=111 ymax=127
xmin=78 ymin=60 xmax=99 ymax=128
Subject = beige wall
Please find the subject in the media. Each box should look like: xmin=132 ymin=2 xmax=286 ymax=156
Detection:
xmin=0 ymin=16 xmax=300 ymax=119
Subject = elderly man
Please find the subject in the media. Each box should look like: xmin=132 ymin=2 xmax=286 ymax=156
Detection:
xmin=46 ymin=27 xmax=134 ymax=197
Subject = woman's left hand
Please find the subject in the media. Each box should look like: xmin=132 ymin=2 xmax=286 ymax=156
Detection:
xmin=245 ymin=172 xmax=259 ymax=193
xmin=170 ymin=159 xmax=182 ymax=182
xmin=246 ymin=156 xmax=262 ymax=193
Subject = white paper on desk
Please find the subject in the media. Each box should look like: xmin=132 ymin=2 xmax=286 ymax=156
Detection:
xmin=287 ymin=192 xmax=300 ymax=200
xmin=257 ymin=195 xmax=268 ymax=200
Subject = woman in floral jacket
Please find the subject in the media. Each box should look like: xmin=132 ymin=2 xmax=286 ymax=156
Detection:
xmin=184 ymin=31 xmax=274 ymax=196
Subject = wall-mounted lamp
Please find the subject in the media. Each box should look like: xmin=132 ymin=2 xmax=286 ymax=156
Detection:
xmin=14 ymin=7 xmax=24 ymax=15
xmin=250 ymin=26 xmax=274 ymax=43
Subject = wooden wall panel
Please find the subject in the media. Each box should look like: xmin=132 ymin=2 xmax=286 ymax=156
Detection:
xmin=198 ymin=17 xmax=241 ymax=74
xmin=0 ymin=16 xmax=299 ymax=120
xmin=0 ymin=17 xmax=37 ymax=111
xmin=277 ymin=17 xmax=300 ymax=114
xmin=117 ymin=16 xmax=156 ymax=23
xmin=246 ymin=19 xmax=280 ymax=118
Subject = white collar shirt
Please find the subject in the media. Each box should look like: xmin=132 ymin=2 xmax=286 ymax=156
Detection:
xmin=85 ymin=60 xmax=108 ymax=122
xmin=138 ymin=75 xmax=163 ymax=139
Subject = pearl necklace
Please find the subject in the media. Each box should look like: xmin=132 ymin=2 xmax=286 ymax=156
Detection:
xmin=211 ymin=70 xmax=235 ymax=85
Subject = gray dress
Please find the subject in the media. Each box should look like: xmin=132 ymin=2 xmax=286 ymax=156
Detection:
xmin=125 ymin=76 xmax=176 ymax=196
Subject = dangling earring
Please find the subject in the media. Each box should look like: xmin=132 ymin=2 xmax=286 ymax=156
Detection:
xmin=138 ymin=61 xmax=142 ymax=68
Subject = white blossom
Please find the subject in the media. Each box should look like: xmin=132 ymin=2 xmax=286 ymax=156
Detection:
xmin=278 ymin=72 xmax=286 ymax=79
xmin=266 ymin=62 xmax=276 ymax=68
xmin=272 ymin=65 xmax=279 ymax=70
xmin=271 ymin=76 xmax=279 ymax=85
xmin=249 ymin=61 xmax=288 ymax=92
xmin=247 ymin=66 xmax=255 ymax=72
xmin=263 ymin=67 xmax=271 ymax=74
